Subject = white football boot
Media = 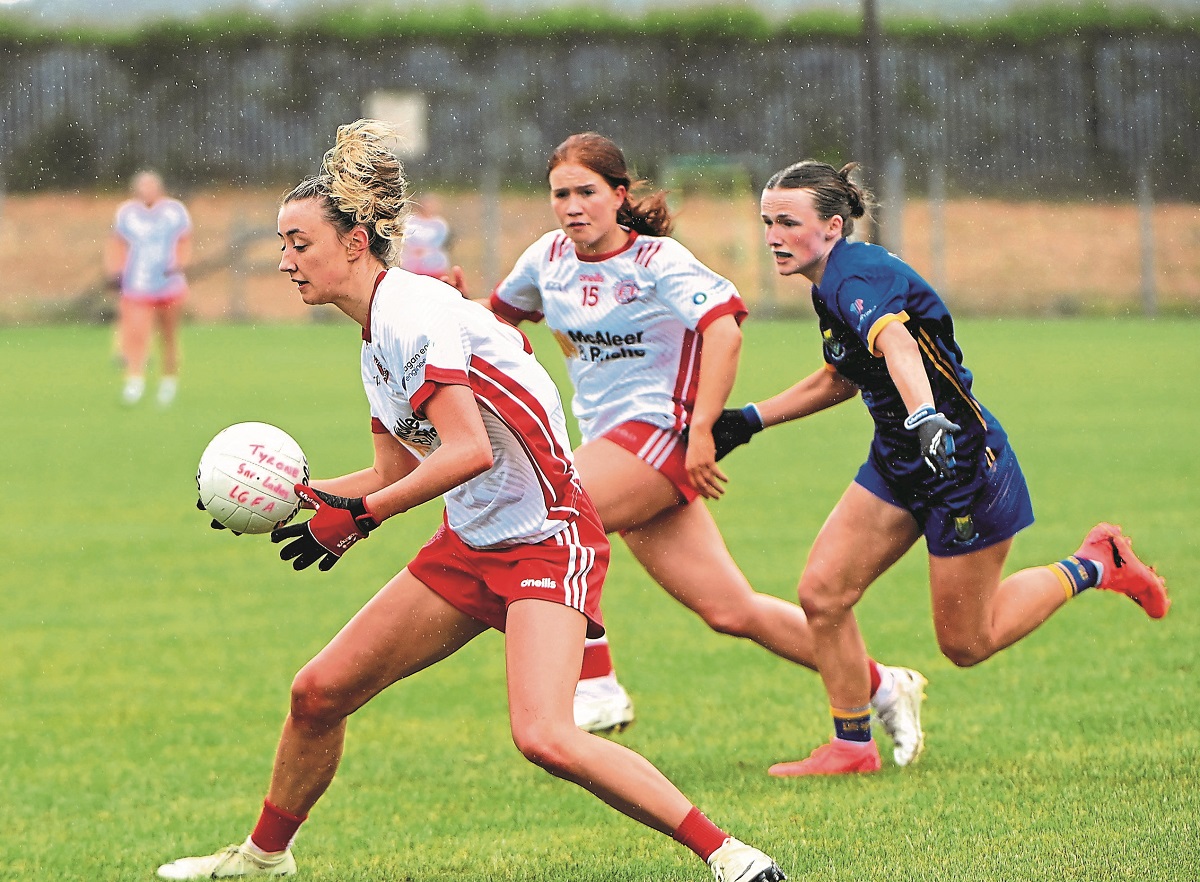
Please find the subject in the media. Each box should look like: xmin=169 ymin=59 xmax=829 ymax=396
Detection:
xmin=122 ymin=375 xmax=145 ymax=405
xmin=573 ymin=674 xmax=635 ymax=734
xmin=871 ymin=666 xmax=928 ymax=767
xmin=157 ymin=376 xmax=178 ymax=407
xmin=707 ymin=837 xmax=786 ymax=882
xmin=157 ymin=837 xmax=296 ymax=879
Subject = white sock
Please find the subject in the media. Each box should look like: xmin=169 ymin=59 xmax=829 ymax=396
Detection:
xmin=243 ymin=836 xmax=286 ymax=859
xmin=157 ymin=375 xmax=178 ymax=405
xmin=871 ymin=664 xmax=897 ymax=708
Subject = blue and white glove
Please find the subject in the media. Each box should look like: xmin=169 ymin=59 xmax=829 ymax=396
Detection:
xmin=904 ymin=404 xmax=960 ymax=478
xmin=706 ymin=404 xmax=765 ymax=461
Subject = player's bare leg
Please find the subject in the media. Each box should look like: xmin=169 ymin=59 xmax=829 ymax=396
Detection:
xmin=505 ymin=599 xmax=785 ymax=881
xmin=505 ymin=598 xmax=691 ymax=831
xmin=119 ymin=298 xmax=153 ymax=404
xmin=576 ymin=438 xmax=815 ymax=662
xmin=155 ymin=299 xmax=183 ymax=405
xmin=769 ymin=483 xmax=919 ymax=777
xmin=624 ymin=501 xmax=818 ymax=666
xmin=929 ymin=522 xmax=1168 ymax=667
xmin=579 ymin=439 xmax=927 ymax=766
xmin=572 ymin=438 xmax=683 ymax=533
xmin=928 ymin=538 xmax=1055 ymax=667
xmin=157 ymin=570 xmax=485 ymax=879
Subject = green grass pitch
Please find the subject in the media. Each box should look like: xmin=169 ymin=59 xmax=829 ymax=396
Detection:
xmin=1 ymin=317 xmax=1196 ymax=881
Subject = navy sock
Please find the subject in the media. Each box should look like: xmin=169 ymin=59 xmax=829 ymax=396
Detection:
xmin=1049 ymin=555 xmax=1101 ymax=598
xmin=832 ymin=705 xmax=872 ymax=743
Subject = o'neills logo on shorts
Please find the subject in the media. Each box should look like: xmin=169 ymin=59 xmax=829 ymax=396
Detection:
xmin=520 ymin=577 xmax=558 ymax=589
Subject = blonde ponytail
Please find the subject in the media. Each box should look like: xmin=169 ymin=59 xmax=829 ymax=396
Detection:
xmin=283 ymin=119 xmax=411 ymax=266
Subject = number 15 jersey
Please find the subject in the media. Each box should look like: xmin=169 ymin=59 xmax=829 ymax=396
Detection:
xmin=491 ymin=230 xmax=748 ymax=443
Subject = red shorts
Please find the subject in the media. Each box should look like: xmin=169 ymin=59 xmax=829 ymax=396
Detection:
xmin=407 ymin=505 xmax=609 ymax=639
xmin=121 ymin=289 xmax=187 ymax=308
xmin=602 ymin=420 xmax=698 ymax=503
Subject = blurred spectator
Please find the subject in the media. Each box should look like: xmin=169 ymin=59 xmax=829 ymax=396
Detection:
xmin=104 ymin=170 xmax=192 ymax=406
xmin=400 ymin=194 xmax=451 ymax=277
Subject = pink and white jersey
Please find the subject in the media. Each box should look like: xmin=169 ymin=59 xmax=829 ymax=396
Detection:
xmin=490 ymin=231 xmax=747 ymax=442
xmin=362 ymin=268 xmax=583 ymax=549
xmin=113 ymin=197 xmax=191 ymax=298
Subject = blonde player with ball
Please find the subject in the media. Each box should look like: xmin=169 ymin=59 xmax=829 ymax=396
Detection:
xmin=156 ymin=120 xmax=784 ymax=882
xmin=458 ymin=132 xmax=925 ymax=773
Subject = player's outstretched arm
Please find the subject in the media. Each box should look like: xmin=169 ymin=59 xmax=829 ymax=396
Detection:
xmin=874 ymin=322 xmax=959 ymax=477
xmin=310 ymin=432 xmax=419 ymax=499
xmin=754 ymin=365 xmax=859 ymax=428
xmin=270 ymin=389 xmax=492 ymax=572
xmin=363 ymin=383 xmax=494 ymax=521
xmin=685 ymin=315 xmax=741 ymax=498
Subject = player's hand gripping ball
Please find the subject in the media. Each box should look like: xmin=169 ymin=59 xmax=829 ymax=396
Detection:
xmin=196 ymin=422 xmax=309 ymax=535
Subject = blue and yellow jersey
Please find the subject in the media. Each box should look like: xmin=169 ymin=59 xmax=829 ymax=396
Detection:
xmin=812 ymin=238 xmax=1008 ymax=509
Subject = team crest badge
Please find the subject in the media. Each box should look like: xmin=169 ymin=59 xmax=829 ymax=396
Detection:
xmin=614 ymin=280 xmax=640 ymax=304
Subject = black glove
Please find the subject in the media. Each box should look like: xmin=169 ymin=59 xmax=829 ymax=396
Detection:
xmin=904 ymin=404 xmax=961 ymax=478
xmin=709 ymin=404 xmax=765 ymax=461
xmin=196 ymin=497 xmax=241 ymax=536
xmin=271 ymin=485 xmax=379 ymax=572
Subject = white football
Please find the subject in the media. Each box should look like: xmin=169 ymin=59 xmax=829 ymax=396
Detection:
xmin=196 ymin=422 xmax=309 ymax=534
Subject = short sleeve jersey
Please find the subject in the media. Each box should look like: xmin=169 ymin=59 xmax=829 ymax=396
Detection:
xmin=363 ymin=269 xmax=583 ymax=548
xmin=113 ymin=198 xmax=191 ymax=296
xmin=812 ymin=238 xmax=1008 ymax=504
xmin=490 ymin=231 xmax=747 ymax=442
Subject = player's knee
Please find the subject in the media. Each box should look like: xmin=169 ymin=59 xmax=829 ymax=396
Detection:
xmin=511 ymin=719 xmax=582 ymax=778
xmin=937 ymin=635 xmax=990 ymax=668
xmin=289 ymin=666 xmax=352 ymax=729
xmin=797 ymin=570 xmax=855 ymax=625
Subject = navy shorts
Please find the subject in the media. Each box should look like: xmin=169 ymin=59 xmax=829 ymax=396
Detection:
xmin=854 ymin=442 xmax=1035 ymax=558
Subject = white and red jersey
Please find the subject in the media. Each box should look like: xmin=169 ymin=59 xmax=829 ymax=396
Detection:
xmin=490 ymin=230 xmax=747 ymax=443
xmin=362 ymin=268 xmax=583 ymax=549
xmin=113 ymin=197 xmax=191 ymax=298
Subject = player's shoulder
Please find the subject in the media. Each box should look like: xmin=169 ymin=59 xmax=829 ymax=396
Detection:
xmin=114 ymin=199 xmax=139 ymax=222
xmin=625 ymin=234 xmax=708 ymax=273
xmin=524 ymin=230 xmax=573 ymax=264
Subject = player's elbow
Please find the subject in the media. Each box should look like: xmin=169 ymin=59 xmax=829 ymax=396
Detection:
xmin=457 ymin=437 xmax=493 ymax=478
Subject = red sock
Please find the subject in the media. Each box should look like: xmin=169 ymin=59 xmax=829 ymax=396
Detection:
xmin=868 ymin=659 xmax=882 ymax=698
xmin=579 ymin=638 xmax=615 ymax=680
xmin=671 ymin=807 xmax=728 ymax=862
xmin=250 ymin=800 xmax=307 ymax=853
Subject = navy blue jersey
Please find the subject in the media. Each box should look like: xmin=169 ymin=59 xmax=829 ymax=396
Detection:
xmin=812 ymin=238 xmax=1008 ymax=513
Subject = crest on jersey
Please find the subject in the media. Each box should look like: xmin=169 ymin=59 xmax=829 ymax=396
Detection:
xmin=614 ymin=280 xmax=641 ymax=305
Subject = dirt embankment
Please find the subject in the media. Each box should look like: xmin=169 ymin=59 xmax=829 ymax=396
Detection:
xmin=1 ymin=188 xmax=1196 ymax=322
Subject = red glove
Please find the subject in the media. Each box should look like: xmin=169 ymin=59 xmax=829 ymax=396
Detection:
xmin=270 ymin=485 xmax=380 ymax=571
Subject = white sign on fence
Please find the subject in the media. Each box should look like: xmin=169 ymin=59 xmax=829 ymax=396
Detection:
xmin=362 ymin=91 xmax=428 ymax=158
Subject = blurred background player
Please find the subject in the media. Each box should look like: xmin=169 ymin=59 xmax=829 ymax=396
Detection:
xmin=104 ymin=169 xmax=192 ymax=406
xmin=399 ymin=192 xmax=452 ymax=277
xmin=156 ymin=120 xmax=784 ymax=882
xmin=454 ymin=132 xmax=926 ymax=770
xmin=718 ymin=159 xmax=1170 ymax=775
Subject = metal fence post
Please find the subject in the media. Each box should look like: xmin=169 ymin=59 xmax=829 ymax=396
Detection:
xmin=1137 ymin=168 xmax=1157 ymax=317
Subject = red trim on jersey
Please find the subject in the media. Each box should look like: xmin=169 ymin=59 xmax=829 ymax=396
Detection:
xmin=468 ymin=356 xmax=580 ymax=521
xmin=547 ymin=234 xmax=573 ymax=262
xmin=371 ymin=416 xmax=389 ymax=435
xmin=411 ymin=366 xmax=471 ymax=417
xmin=633 ymin=239 xmax=664 ymax=268
xmin=361 ymin=270 xmax=389 ymax=342
xmin=575 ymin=230 xmax=639 ymax=263
xmin=695 ymin=295 xmax=749 ymax=333
xmin=670 ymin=329 xmax=702 ymax=432
xmin=490 ymin=292 xmax=543 ymax=326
